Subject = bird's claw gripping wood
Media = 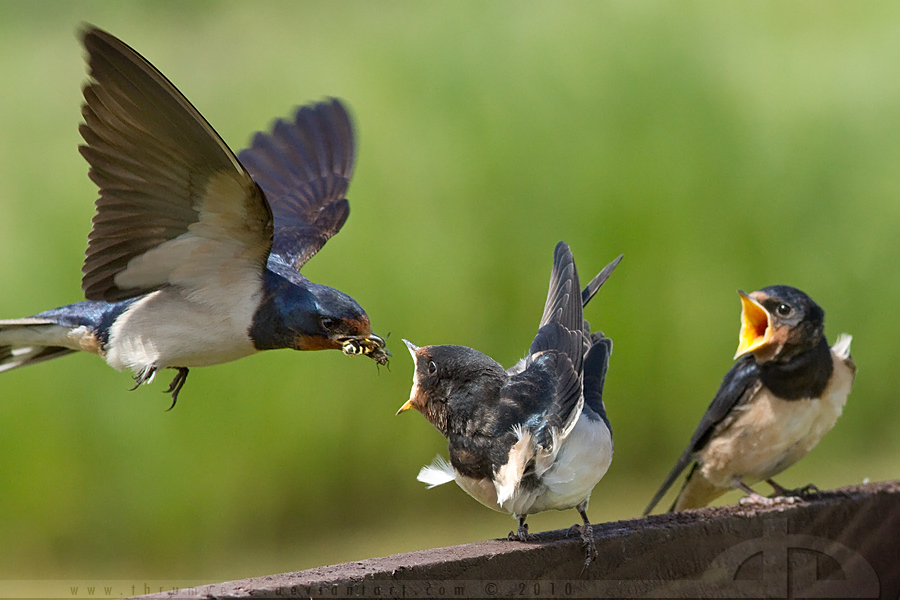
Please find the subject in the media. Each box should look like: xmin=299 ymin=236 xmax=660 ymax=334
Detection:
xmin=767 ymin=479 xmax=819 ymax=499
xmin=576 ymin=503 xmax=597 ymax=570
xmin=508 ymin=518 xmax=531 ymax=542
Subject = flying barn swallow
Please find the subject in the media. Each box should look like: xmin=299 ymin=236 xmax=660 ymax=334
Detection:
xmin=0 ymin=27 xmax=388 ymax=407
xmin=397 ymin=242 xmax=622 ymax=568
xmin=643 ymin=286 xmax=855 ymax=514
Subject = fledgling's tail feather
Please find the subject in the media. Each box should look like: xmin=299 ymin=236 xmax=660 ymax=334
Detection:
xmin=582 ymin=334 xmax=612 ymax=430
xmin=670 ymin=464 xmax=729 ymax=512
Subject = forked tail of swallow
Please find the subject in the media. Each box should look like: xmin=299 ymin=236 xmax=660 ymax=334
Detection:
xmin=0 ymin=318 xmax=79 ymax=373
xmin=0 ymin=300 xmax=132 ymax=374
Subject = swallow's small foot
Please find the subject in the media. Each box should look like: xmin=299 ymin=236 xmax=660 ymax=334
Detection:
xmin=793 ymin=483 xmax=820 ymax=498
xmin=508 ymin=516 xmax=531 ymax=542
xmin=575 ymin=504 xmax=597 ymax=571
xmin=578 ymin=522 xmax=597 ymax=571
xmin=733 ymin=477 xmax=799 ymax=507
xmin=129 ymin=366 xmax=157 ymax=391
xmin=163 ymin=367 xmax=189 ymax=410
xmin=767 ymin=479 xmax=819 ymax=500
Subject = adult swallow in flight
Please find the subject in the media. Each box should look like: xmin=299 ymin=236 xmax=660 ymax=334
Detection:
xmin=0 ymin=27 xmax=388 ymax=407
xmin=398 ymin=242 xmax=622 ymax=568
xmin=643 ymin=285 xmax=855 ymax=514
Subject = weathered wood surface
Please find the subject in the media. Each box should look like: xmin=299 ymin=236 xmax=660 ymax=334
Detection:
xmin=137 ymin=479 xmax=900 ymax=599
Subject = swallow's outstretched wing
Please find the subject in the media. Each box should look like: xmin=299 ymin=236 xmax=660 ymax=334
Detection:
xmin=643 ymin=356 xmax=763 ymax=515
xmin=79 ymin=26 xmax=273 ymax=302
xmin=238 ymin=99 xmax=355 ymax=271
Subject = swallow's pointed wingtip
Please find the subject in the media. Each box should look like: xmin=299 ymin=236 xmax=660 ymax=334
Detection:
xmin=77 ymin=22 xmax=95 ymax=41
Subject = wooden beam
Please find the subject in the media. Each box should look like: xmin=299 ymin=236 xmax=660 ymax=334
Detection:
xmin=137 ymin=480 xmax=899 ymax=598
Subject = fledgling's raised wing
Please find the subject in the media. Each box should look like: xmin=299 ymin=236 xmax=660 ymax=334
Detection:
xmin=519 ymin=242 xmax=586 ymax=442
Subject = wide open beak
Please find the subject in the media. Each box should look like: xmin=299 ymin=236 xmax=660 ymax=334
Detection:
xmin=734 ymin=291 xmax=773 ymax=359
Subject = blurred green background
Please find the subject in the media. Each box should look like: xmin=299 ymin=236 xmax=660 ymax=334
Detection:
xmin=0 ymin=0 xmax=897 ymax=585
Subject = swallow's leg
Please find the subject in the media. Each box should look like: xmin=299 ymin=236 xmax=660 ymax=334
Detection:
xmin=766 ymin=479 xmax=819 ymax=499
xmin=736 ymin=477 xmax=796 ymax=506
xmin=163 ymin=367 xmax=190 ymax=411
xmin=129 ymin=366 xmax=157 ymax=391
xmin=574 ymin=501 xmax=597 ymax=571
xmin=508 ymin=515 xmax=531 ymax=542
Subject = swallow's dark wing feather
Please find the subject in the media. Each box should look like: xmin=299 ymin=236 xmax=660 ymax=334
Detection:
xmin=79 ymin=26 xmax=272 ymax=302
xmin=643 ymin=356 xmax=763 ymax=515
xmin=509 ymin=242 xmax=585 ymax=442
xmin=581 ymin=255 xmax=623 ymax=308
xmin=582 ymin=333 xmax=613 ymax=432
xmin=238 ymin=99 xmax=355 ymax=271
xmin=531 ymin=242 xmax=583 ymax=369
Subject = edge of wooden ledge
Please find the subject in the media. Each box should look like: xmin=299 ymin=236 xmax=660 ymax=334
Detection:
xmin=134 ymin=479 xmax=900 ymax=599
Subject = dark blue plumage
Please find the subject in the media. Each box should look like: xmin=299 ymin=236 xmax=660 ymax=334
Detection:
xmin=33 ymin=300 xmax=137 ymax=346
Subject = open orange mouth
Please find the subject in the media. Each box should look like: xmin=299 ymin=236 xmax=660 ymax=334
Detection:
xmin=734 ymin=291 xmax=772 ymax=359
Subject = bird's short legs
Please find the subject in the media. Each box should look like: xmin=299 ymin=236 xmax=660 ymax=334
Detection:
xmin=163 ymin=367 xmax=190 ymax=410
xmin=574 ymin=501 xmax=597 ymax=570
xmin=129 ymin=366 xmax=157 ymax=391
xmin=508 ymin=515 xmax=531 ymax=541
xmin=736 ymin=477 xmax=798 ymax=506
xmin=767 ymin=479 xmax=819 ymax=499
xmin=127 ymin=366 xmax=189 ymax=409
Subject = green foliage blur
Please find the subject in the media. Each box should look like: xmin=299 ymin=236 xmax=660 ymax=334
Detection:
xmin=0 ymin=0 xmax=898 ymax=584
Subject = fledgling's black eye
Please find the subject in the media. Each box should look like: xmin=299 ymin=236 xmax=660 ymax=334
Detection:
xmin=775 ymin=303 xmax=792 ymax=317
xmin=320 ymin=317 xmax=337 ymax=330
xmin=428 ymin=361 xmax=437 ymax=375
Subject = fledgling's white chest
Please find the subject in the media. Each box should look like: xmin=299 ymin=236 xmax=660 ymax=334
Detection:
xmin=522 ymin=414 xmax=613 ymax=514
xmin=452 ymin=414 xmax=613 ymax=517
xmin=104 ymin=281 xmax=263 ymax=374
xmin=699 ymin=350 xmax=855 ymax=488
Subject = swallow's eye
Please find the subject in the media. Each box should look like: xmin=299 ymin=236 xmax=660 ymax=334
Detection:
xmin=775 ymin=303 xmax=792 ymax=317
xmin=320 ymin=317 xmax=337 ymax=330
xmin=428 ymin=361 xmax=437 ymax=375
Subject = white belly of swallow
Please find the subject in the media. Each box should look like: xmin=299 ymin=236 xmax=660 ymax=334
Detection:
xmin=105 ymin=289 xmax=260 ymax=373
xmin=699 ymin=353 xmax=853 ymax=488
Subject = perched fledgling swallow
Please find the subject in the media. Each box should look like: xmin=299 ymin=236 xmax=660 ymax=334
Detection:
xmin=0 ymin=27 xmax=388 ymax=407
xmin=397 ymin=242 xmax=622 ymax=568
xmin=643 ymin=285 xmax=855 ymax=515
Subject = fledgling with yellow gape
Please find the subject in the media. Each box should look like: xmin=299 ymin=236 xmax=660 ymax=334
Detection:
xmin=645 ymin=286 xmax=855 ymax=515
